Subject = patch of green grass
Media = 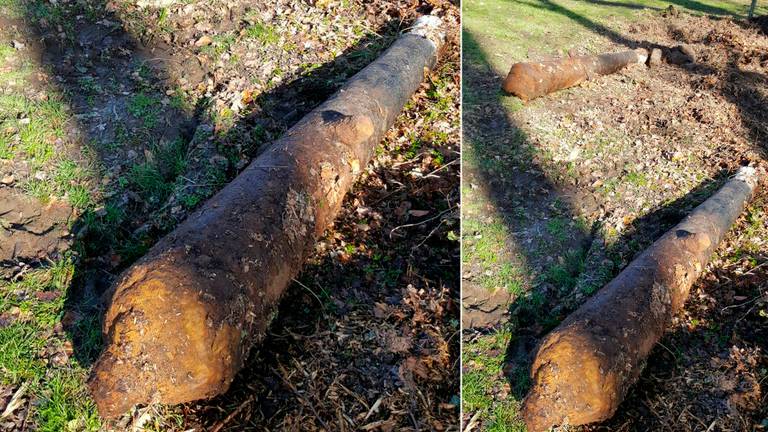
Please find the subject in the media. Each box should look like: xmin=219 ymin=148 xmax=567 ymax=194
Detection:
xmin=26 ymin=0 xmax=67 ymax=29
xmin=481 ymin=262 xmax=525 ymax=295
xmin=0 ymin=132 xmax=14 ymax=159
xmin=24 ymin=178 xmax=55 ymax=203
xmin=462 ymin=369 xmax=495 ymax=412
xmin=36 ymin=369 xmax=101 ymax=432
xmin=0 ymin=93 xmax=28 ymax=115
xmin=155 ymin=138 xmax=187 ymax=176
xmin=128 ymin=92 xmax=161 ymax=129
xmin=431 ymin=148 xmax=445 ymax=165
xmin=545 ymin=217 xmax=569 ymax=243
xmin=244 ymin=23 xmax=279 ymax=44
xmin=404 ymin=136 xmax=422 ymax=159
xmin=53 ymin=159 xmax=83 ymax=186
xmin=0 ymin=324 xmax=46 ymax=383
xmin=425 ymin=75 xmax=454 ymax=120
xmin=625 ymin=170 xmax=648 ymax=187
xmin=0 ymin=255 xmax=102 ymax=430
xmin=583 ymin=129 xmax=627 ymax=160
xmin=486 ymin=401 xmax=527 ymax=432
xmin=127 ymin=138 xmax=187 ymax=204
xmin=599 ymin=170 xmax=651 ymax=195
xmin=0 ymin=44 xmax=15 ymax=62
xmin=463 ymin=328 xmax=528 ymax=430
xmin=77 ymin=76 xmax=100 ymax=95
xmin=19 ymin=126 xmax=55 ymax=163
xmin=542 ymin=248 xmax=586 ymax=292
xmin=128 ymin=161 xmax=172 ymax=203
xmin=200 ymin=33 xmax=237 ymax=60
xmin=66 ymin=185 xmax=92 ymax=208
xmin=0 ymin=57 xmax=94 ymax=204
xmin=463 ymin=219 xmax=506 ymax=266
xmin=740 ymin=203 xmax=766 ymax=254
xmin=49 ymin=160 xmax=94 ymax=209
xmin=169 ymin=87 xmax=192 ymax=112
xmin=0 ymin=95 xmax=68 ymax=168
xmin=0 ymin=0 xmax=22 ymax=17
xmin=179 ymin=191 xmax=202 ymax=208
xmin=157 ymin=7 xmax=171 ymax=32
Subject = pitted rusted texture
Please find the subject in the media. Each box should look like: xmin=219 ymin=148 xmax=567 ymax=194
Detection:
xmin=502 ymin=49 xmax=648 ymax=101
xmin=88 ymin=16 xmax=444 ymax=418
xmin=521 ymin=167 xmax=760 ymax=431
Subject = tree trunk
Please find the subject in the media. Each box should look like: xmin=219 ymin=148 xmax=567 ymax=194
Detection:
xmin=502 ymin=49 xmax=648 ymax=101
xmin=87 ymin=15 xmax=445 ymax=418
xmin=521 ymin=167 xmax=761 ymax=432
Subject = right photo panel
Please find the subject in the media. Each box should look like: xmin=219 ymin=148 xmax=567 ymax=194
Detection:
xmin=461 ymin=0 xmax=768 ymax=430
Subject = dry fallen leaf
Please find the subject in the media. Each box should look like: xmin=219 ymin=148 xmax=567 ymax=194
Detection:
xmin=0 ymin=383 xmax=28 ymax=420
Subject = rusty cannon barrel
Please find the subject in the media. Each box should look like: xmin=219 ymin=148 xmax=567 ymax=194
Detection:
xmin=88 ymin=15 xmax=445 ymax=418
xmin=521 ymin=167 xmax=761 ymax=431
xmin=502 ymin=49 xmax=648 ymax=101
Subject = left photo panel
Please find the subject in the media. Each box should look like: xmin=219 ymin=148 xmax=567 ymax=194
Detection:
xmin=0 ymin=0 xmax=460 ymax=430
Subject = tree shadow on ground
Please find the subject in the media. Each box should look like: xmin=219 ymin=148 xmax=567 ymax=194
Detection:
xmin=574 ymin=0 xmax=661 ymax=12
xmin=10 ymin=0 xmax=456 ymax=429
xmin=720 ymin=55 xmax=768 ymax=156
xmin=461 ymin=29 xmax=591 ymax=330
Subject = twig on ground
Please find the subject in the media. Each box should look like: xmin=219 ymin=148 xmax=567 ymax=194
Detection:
xmin=275 ymin=364 xmax=330 ymax=431
xmin=390 ymin=207 xmax=454 ymax=239
xmin=208 ymin=395 xmax=256 ymax=432
xmin=423 ymin=158 xmax=459 ymax=179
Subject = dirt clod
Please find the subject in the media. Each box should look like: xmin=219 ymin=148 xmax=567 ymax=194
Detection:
xmin=0 ymin=190 xmax=73 ymax=273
